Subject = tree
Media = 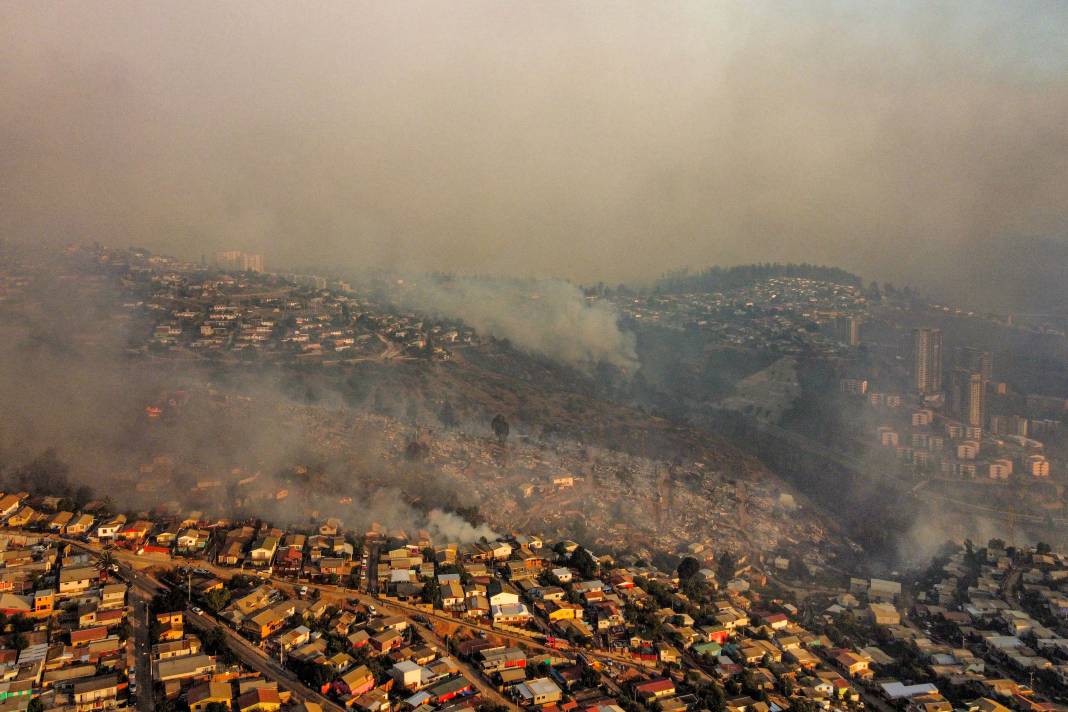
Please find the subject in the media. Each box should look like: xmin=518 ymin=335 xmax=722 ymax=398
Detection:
xmin=677 ymin=556 xmax=701 ymax=581
xmin=682 ymin=576 xmax=707 ymax=601
xmin=202 ymin=587 xmax=232 ymax=612
xmin=150 ymin=588 xmax=187 ymax=615
xmin=1036 ymin=541 xmax=1052 ymax=555
xmin=10 ymin=615 xmax=33 ymax=633
xmin=28 ymin=700 xmax=45 ymax=712
xmin=228 ymin=574 xmax=256 ymax=591
xmin=421 ymin=576 xmax=442 ymax=607
xmin=717 ymin=552 xmax=736 ymax=584
xmin=572 ymin=547 xmax=598 ymax=579
xmin=439 ymin=400 xmax=459 ymax=428
xmin=581 ymin=664 xmax=602 ymax=689
xmin=405 ymin=439 xmax=429 ymax=461
xmin=491 ymin=414 xmax=510 ymax=444
xmin=155 ymin=698 xmax=190 ymax=712
xmin=202 ymin=625 xmax=228 ymax=654
xmin=204 ymin=704 xmax=230 ymax=712
xmin=292 ymin=659 xmax=334 ymax=688
xmin=97 ymin=550 xmax=116 ymax=573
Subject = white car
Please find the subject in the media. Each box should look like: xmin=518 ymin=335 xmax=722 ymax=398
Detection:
xmin=191 ymin=606 xmax=203 ymax=614
xmin=299 ymin=586 xmax=309 ymax=596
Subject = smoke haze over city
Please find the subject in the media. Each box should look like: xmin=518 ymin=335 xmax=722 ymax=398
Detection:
xmin=5 ymin=8 xmax=1068 ymax=706
xmin=3 ymin=2 xmax=1068 ymax=304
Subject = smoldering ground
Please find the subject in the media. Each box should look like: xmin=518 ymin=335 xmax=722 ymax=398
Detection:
xmin=0 ymin=257 xmax=506 ymax=543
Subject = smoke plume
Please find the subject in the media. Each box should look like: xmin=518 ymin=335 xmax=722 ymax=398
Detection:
xmin=397 ymin=277 xmax=637 ymax=370
xmin=426 ymin=509 xmax=500 ymax=545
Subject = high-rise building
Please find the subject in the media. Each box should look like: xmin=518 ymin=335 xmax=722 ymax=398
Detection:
xmin=215 ymin=250 xmax=265 ymax=273
xmin=912 ymin=328 xmax=943 ymax=394
xmin=241 ymin=253 xmax=264 ymax=272
xmin=834 ymin=316 xmax=861 ymax=347
xmin=955 ymin=346 xmax=992 ymax=382
xmin=948 ymin=368 xmax=985 ymax=429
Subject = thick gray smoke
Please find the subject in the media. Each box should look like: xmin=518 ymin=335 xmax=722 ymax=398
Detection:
xmin=397 ymin=278 xmax=636 ymax=370
xmin=2 ymin=2 xmax=1067 ymax=303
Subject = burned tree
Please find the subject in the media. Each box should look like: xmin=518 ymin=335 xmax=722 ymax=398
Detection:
xmin=491 ymin=414 xmax=510 ymax=444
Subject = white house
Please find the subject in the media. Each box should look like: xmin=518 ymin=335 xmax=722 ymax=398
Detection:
xmin=95 ymin=515 xmax=127 ymax=541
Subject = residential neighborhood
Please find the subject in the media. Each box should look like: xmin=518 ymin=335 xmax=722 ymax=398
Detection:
xmin=0 ymin=485 xmax=1064 ymax=712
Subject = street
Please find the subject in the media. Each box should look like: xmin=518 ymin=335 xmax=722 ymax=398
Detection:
xmin=129 ymin=587 xmax=155 ymax=712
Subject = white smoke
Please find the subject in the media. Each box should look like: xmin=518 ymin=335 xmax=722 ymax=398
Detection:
xmin=426 ymin=508 xmax=500 ymax=545
xmin=398 ymin=277 xmax=637 ymax=370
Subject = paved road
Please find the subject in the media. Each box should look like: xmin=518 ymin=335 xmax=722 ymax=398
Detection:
xmin=64 ymin=534 xmax=648 ymax=704
xmin=364 ymin=539 xmax=381 ymax=594
xmin=129 ymin=586 xmax=155 ymax=712
xmin=67 ymin=537 xmax=646 ymax=670
xmin=271 ymin=578 xmax=520 ymax=710
xmin=62 ymin=537 xmax=346 ymax=712
xmin=184 ymin=609 xmax=345 ymax=712
xmin=404 ymin=614 xmax=519 ymax=711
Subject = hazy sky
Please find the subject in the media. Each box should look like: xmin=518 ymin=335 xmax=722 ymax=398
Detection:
xmin=2 ymin=1 xmax=1067 ymax=286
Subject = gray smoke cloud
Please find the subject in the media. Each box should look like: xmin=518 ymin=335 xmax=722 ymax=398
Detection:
xmin=2 ymin=2 xmax=1067 ymax=303
xmin=396 ymin=277 xmax=637 ymax=369
xmin=425 ymin=509 xmax=499 ymax=545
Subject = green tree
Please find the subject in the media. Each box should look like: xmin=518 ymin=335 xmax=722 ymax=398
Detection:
xmin=202 ymin=587 xmax=232 ymax=612
xmin=97 ymin=550 xmax=116 ymax=573
xmin=421 ymin=577 xmax=442 ymax=607
xmin=677 ymin=556 xmax=701 ymax=581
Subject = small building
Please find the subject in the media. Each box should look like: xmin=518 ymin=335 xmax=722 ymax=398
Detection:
xmin=515 ymin=677 xmax=562 ymax=706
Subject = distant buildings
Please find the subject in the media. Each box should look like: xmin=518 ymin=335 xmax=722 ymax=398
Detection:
xmin=834 ymin=315 xmax=861 ymax=347
xmin=1026 ymin=454 xmax=1051 ymax=477
xmin=956 ymin=346 xmax=993 ymax=382
xmin=948 ymin=369 xmax=985 ymax=429
xmin=215 ymin=250 xmax=265 ymax=273
xmin=912 ymin=328 xmax=943 ymax=394
xmin=990 ymin=414 xmax=1028 ymax=437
